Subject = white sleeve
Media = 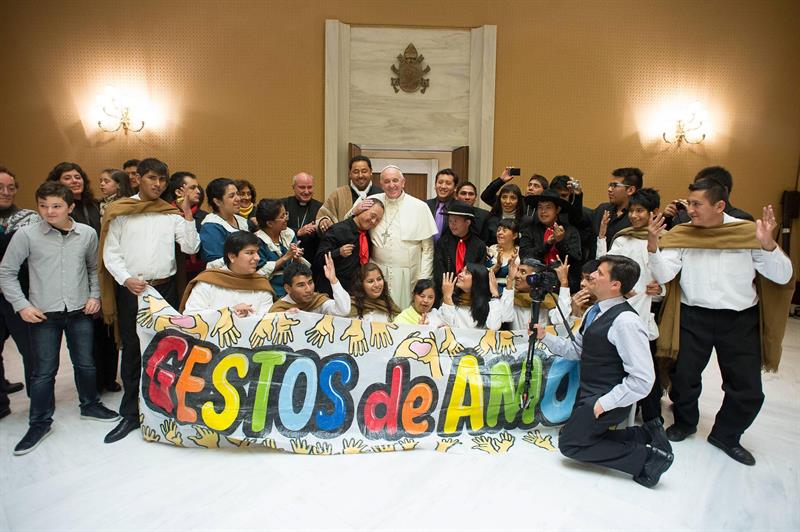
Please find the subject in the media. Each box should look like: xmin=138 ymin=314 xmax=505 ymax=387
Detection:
xmin=320 ymin=281 xmax=351 ymax=316
xmin=499 ymin=288 xmax=516 ymax=323
xmin=439 ymin=303 xmax=457 ymax=328
xmin=647 ymin=248 xmax=682 ymax=284
xmin=486 ymin=298 xmax=504 ymax=330
xmin=255 ymin=292 xmax=274 ymax=316
xmin=596 ymin=237 xmax=608 ymax=258
xmin=419 ymin=237 xmax=434 ymax=279
xmin=752 ymin=246 xmax=793 ymax=285
xmin=174 ymin=215 xmax=200 ymax=254
xmin=103 ymin=217 xmax=133 ymax=286
xmin=184 ymin=282 xmax=213 ymax=313
xmin=541 ymin=329 xmax=583 ymax=361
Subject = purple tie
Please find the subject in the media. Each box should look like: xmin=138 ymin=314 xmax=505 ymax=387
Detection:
xmin=434 ymin=202 xmax=445 ymax=242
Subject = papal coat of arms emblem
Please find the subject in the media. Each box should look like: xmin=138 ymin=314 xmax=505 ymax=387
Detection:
xmin=391 ymin=43 xmax=431 ymax=94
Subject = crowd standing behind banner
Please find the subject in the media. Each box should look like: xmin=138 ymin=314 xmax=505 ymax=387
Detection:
xmin=0 ymin=156 xmax=794 ymax=488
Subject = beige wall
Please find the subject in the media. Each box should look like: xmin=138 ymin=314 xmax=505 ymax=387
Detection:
xmin=1 ymin=0 xmax=798 ymax=263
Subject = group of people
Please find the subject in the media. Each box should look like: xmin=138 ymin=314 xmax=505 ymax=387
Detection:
xmin=0 ymin=156 xmax=793 ymax=490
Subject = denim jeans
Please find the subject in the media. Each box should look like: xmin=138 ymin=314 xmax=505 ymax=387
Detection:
xmin=28 ymin=310 xmax=100 ymax=427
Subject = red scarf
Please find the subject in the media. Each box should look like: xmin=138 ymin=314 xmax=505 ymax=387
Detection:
xmin=358 ymin=230 xmax=369 ymax=265
xmin=543 ymin=226 xmax=558 ymax=264
xmin=456 ymin=238 xmax=466 ymax=273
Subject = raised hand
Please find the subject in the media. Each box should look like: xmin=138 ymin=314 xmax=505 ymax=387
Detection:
xmin=211 ymin=307 xmax=241 ymax=348
xmin=598 ymin=210 xmax=611 ymax=239
xmin=249 ymin=313 xmax=277 ymax=347
xmin=369 ymin=321 xmax=398 ymax=349
xmin=323 ymin=252 xmax=338 ymax=285
xmin=554 ymin=256 xmax=570 ymax=287
xmin=305 ymin=314 xmax=335 ymax=348
xmin=273 ymin=313 xmax=300 ymax=345
xmin=188 ymin=426 xmax=219 ymax=448
xmin=647 ymin=212 xmax=666 ymax=252
xmin=553 ymin=223 xmax=565 ymax=242
xmin=160 ymin=418 xmax=184 ymax=446
xmin=441 ymin=272 xmax=456 ymax=304
xmin=435 ymin=438 xmax=462 ymax=453
xmin=488 ymin=269 xmax=500 ymax=298
xmin=755 ymin=205 xmax=778 ymax=251
xmin=341 ymin=319 xmax=368 ymax=356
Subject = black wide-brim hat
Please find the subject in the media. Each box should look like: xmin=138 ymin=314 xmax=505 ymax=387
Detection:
xmin=443 ymin=200 xmax=475 ymax=218
xmin=524 ymin=189 xmax=572 ymax=211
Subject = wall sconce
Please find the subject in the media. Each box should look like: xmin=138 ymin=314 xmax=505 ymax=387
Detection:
xmin=97 ymin=86 xmax=145 ymax=134
xmin=662 ymin=101 xmax=707 ymax=145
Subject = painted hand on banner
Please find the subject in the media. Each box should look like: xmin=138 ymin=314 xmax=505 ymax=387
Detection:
xmin=371 ymin=443 xmax=397 ymax=453
xmin=395 ymin=332 xmax=443 ymax=379
xmin=476 ymin=330 xmax=499 ymax=355
xmin=211 ymin=307 xmax=241 ymax=348
xmin=306 ymin=315 xmax=335 ymax=347
xmin=471 ymin=432 xmax=515 ymax=454
xmin=438 ymin=327 xmax=464 ymax=356
xmin=342 ymin=438 xmax=370 ymax=454
xmin=435 ymin=438 xmax=462 ymax=453
xmin=523 ymin=429 xmax=557 ymax=451
xmin=397 ymin=438 xmax=419 ymax=451
xmin=273 ymin=313 xmax=301 ymax=345
xmin=290 ymin=438 xmax=313 ymax=454
xmin=341 ymin=319 xmax=368 ymax=356
xmin=189 ymin=426 xmax=220 ymax=448
xmin=160 ymin=419 xmax=184 ymax=446
xmin=263 ymin=438 xmax=278 ymax=450
xmin=369 ymin=321 xmax=398 ymax=349
xmin=225 ymin=436 xmax=259 ymax=447
xmin=496 ymin=331 xmax=520 ymax=356
xmin=139 ymin=416 xmax=161 ymax=442
xmin=313 ymin=442 xmax=333 ymax=455
xmin=249 ymin=314 xmax=277 ymax=347
xmin=136 ymin=294 xmax=170 ymax=327
xmin=154 ymin=314 xmax=210 ymax=340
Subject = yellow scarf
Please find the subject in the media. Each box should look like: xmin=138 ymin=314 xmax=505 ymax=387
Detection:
xmin=239 ymin=204 xmax=254 ymax=218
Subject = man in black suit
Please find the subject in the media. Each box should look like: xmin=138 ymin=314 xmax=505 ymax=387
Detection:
xmin=432 ymin=201 xmax=487 ymax=302
xmin=590 ymin=167 xmax=643 ymax=250
xmin=283 ymin=172 xmax=323 ymax=262
xmin=426 ymin=169 xmax=459 ymax=243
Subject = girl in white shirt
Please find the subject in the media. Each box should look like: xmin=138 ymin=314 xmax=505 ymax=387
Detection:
xmin=440 ymin=263 xmax=508 ymax=330
xmin=349 ymin=263 xmax=400 ymax=322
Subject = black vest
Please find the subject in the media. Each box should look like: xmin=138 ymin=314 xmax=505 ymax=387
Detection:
xmin=578 ymin=301 xmax=636 ymax=401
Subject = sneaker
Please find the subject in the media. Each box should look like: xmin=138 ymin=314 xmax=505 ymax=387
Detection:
xmin=14 ymin=425 xmax=52 ymax=456
xmin=80 ymin=403 xmax=121 ymax=422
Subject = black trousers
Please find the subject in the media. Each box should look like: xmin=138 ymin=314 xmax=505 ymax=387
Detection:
xmin=91 ymin=316 xmax=119 ymax=390
xmin=0 ymin=294 xmax=34 ymax=394
xmin=637 ymin=339 xmax=663 ymax=422
xmin=558 ymin=397 xmax=650 ymax=477
xmin=669 ymin=304 xmax=763 ymax=445
xmin=116 ymin=280 xmax=178 ymax=420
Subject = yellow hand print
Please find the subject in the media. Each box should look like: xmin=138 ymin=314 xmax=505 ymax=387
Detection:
xmin=435 ymin=438 xmax=462 ymax=453
xmin=369 ymin=321 xmax=398 ymax=349
xmin=494 ymin=432 xmax=515 ymax=453
xmin=313 ymin=442 xmax=333 ymax=455
xmin=523 ymin=429 xmax=557 ymax=451
xmin=496 ymin=331 xmax=520 ymax=356
xmin=263 ymin=438 xmax=278 ymax=451
xmin=371 ymin=443 xmax=397 ymax=453
xmin=476 ymin=330 xmax=499 ymax=355
xmin=273 ymin=313 xmax=300 ymax=344
xmin=471 ymin=435 xmax=499 ymax=454
xmin=249 ymin=313 xmax=277 ymax=347
xmin=306 ymin=314 xmax=335 ymax=348
xmin=136 ymin=294 xmax=170 ymax=328
xmin=290 ymin=438 xmax=313 ymax=454
xmin=341 ymin=319 xmax=368 ymax=356
xmin=342 ymin=438 xmax=370 ymax=454
xmin=225 ymin=436 xmax=258 ymax=447
xmin=141 ymin=425 xmax=160 ymax=442
xmin=160 ymin=419 xmax=184 ymax=446
xmin=397 ymin=438 xmax=419 ymax=451
xmin=188 ymin=426 xmax=220 ymax=448
xmin=211 ymin=307 xmax=242 ymax=348
xmin=439 ymin=327 xmax=464 ymax=356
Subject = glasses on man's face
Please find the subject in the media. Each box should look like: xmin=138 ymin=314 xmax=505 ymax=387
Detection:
xmin=0 ymin=185 xmax=17 ymax=193
xmin=608 ymin=182 xmax=629 ymax=189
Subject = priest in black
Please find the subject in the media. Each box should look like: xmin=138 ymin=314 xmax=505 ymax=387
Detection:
xmin=283 ymin=172 xmax=323 ymax=263
xmin=432 ymin=201 xmax=487 ymax=303
xmin=314 ymin=198 xmax=385 ymax=295
xmin=534 ymin=255 xmax=673 ymax=488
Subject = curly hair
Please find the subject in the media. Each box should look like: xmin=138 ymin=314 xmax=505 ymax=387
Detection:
xmin=350 ymin=263 xmax=398 ymax=320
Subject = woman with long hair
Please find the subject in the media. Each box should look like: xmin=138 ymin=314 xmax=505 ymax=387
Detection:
xmin=98 ymin=169 xmax=133 ymax=215
xmin=392 ymin=278 xmax=444 ymax=327
xmin=485 ymin=218 xmax=520 ymax=293
xmin=440 ymin=263 xmax=510 ymax=330
xmin=199 ymin=177 xmax=249 ymax=268
xmin=349 ymin=263 xmax=399 ymax=322
xmin=485 ymin=183 xmax=526 ymax=246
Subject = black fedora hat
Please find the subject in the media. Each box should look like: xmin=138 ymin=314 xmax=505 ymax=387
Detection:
xmin=524 ymin=189 xmax=572 ymax=211
xmin=443 ymin=200 xmax=475 ymax=218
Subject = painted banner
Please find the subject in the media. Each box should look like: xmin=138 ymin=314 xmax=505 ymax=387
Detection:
xmin=136 ymin=288 xmax=580 ymax=455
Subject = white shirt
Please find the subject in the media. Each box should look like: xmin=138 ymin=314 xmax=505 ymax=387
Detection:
xmin=597 ymin=234 xmax=662 ymax=339
xmin=648 ymin=214 xmax=793 ymax=311
xmin=103 ymin=195 xmax=200 ymax=285
xmin=542 ymin=296 xmax=654 ymax=412
xmin=277 ymin=281 xmax=351 ymax=316
xmin=440 ymin=290 xmax=512 ymax=330
xmin=183 ymin=267 xmax=274 ymax=315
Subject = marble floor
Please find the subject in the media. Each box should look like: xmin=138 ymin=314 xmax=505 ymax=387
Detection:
xmin=1 ymin=317 xmax=798 ymax=531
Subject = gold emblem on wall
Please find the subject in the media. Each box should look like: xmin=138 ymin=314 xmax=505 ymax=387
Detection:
xmin=391 ymin=43 xmax=430 ymax=94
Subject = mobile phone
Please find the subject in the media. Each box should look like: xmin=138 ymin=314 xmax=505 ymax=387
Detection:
xmin=508 ymin=167 xmax=521 ymax=176
xmin=675 ymin=201 xmax=687 ymax=211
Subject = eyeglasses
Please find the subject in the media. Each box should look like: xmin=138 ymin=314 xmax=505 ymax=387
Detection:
xmin=0 ymin=185 xmax=17 ymax=193
xmin=608 ymin=182 xmax=629 ymax=189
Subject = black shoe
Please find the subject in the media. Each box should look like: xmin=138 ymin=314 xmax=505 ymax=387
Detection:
xmin=0 ymin=406 xmax=11 ymax=420
xmin=708 ymin=435 xmax=755 ymax=466
xmin=13 ymin=425 xmax=52 ymax=456
xmin=666 ymin=423 xmax=696 ymax=442
xmin=642 ymin=418 xmax=672 ymax=454
xmin=80 ymin=403 xmax=121 ymax=423
xmin=105 ymin=381 xmax=122 ymax=392
xmin=3 ymin=380 xmax=24 ymax=394
xmin=104 ymin=418 xmax=140 ymax=444
xmin=633 ymin=444 xmax=674 ymax=488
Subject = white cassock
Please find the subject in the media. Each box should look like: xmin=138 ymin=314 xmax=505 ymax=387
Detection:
xmin=365 ymin=192 xmax=437 ymax=309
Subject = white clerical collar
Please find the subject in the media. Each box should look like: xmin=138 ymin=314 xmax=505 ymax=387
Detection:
xmin=385 ymin=191 xmax=405 ymax=204
xmin=351 ymin=182 xmax=370 ymax=201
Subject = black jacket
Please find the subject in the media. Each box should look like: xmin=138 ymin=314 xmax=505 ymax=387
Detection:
xmin=315 ymin=218 xmax=368 ymax=295
xmin=433 ymin=231 xmax=487 ymax=303
xmin=283 ymin=196 xmax=323 ymax=261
